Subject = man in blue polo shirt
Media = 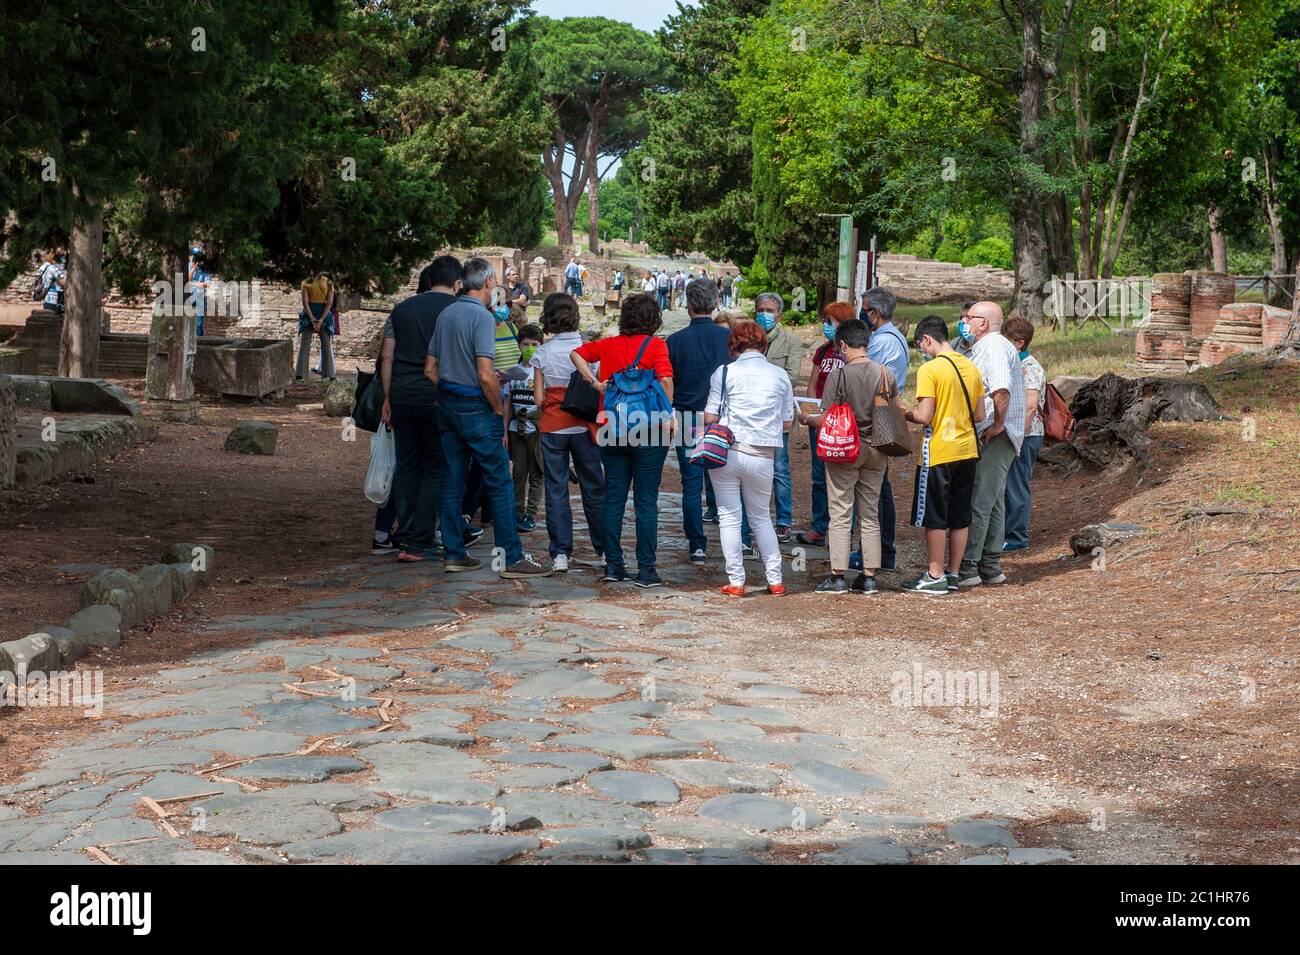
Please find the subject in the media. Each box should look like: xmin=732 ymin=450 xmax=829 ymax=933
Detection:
xmin=667 ymin=277 xmax=732 ymax=562
xmin=426 ymin=257 xmax=551 ymax=580
xmin=861 ymin=286 xmax=909 ymax=571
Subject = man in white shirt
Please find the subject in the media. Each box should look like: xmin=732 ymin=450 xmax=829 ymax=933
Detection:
xmin=957 ymin=300 xmax=1025 ymax=588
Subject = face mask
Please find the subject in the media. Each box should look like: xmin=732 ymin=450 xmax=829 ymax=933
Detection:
xmin=492 ymin=306 xmax=510 ymax=323
xmin=1018 ymin=349 xmax=1030 ymax=361
xmin=957 ymin=319 xmax=972 ymax=342
xmin=859 ymin=309 xmax=874 ymax=326
xmin=521 ymin=345 xmax=538 ymax=362
xmin=756 ymin=311 xmax=777 ymax=331
xmin=822 ymin=321 xmax=836 ymax=340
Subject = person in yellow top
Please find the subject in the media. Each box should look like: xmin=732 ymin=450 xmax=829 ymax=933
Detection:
xmin=297 ymin=272 xmax=336 ymax=381
xmin=901 ymin=314 xmax=986 ymax=595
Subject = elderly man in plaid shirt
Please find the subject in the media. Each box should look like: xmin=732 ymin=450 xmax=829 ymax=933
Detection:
xmin=956 ymin=301 xmax=1026 ymax=589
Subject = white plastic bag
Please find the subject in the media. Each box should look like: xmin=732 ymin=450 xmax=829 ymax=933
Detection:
xmin=364 ymin=426 xmax=396 ymax=505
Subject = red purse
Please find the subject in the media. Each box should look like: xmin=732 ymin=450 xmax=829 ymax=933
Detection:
xmin=816 ymin=372 xmax=861 ymax=462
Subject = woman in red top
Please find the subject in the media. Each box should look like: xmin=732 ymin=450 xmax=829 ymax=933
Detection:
xmin=571 ymin=293 xmax=675 ymax=588
xmin=796 ymin=301 xmax=856 ymax=546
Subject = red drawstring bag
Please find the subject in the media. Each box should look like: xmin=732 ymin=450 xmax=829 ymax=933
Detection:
xmin=816 ymin=373 xmax=861 ymax=461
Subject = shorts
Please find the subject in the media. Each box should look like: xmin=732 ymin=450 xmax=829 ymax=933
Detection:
xmin=912 ymin=456 xmax=977 ymax=530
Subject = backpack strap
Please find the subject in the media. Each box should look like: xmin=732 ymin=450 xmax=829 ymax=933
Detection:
xmin=938 ymin=354 xmax=981 ymax=459
xmin=628 ymin=334 xmax=653 ymax=371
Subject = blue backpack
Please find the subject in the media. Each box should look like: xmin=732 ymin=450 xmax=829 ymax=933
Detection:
xmin=601 ymin=335 xmax=673 ymax=446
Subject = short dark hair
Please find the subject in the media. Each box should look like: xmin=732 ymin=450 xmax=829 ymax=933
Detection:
xmin=835 ymin=318 xmax=870 ymax=349
xmin=518 ymin=323 xmax=544 ymax=344
xmin=540 ymin=293 xmax=580 ymax=334
xmin=729 ymin=320 xmax=768 ymax=355
xmin=913 ymin=314 xmax=950 ymax=347
xmin=618 ymin=293 xmax=662 ymax=336
xmin=1003 ymin=316 xmax=1034 ymax=348
xmin=418 ymin=254 xmax=462 ymax=292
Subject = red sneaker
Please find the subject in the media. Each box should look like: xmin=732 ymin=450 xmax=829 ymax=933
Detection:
xmin=397 ymin=550 xmax=427 ymax=562
xmin=719 ymin=585 xmax=746 ymax=597
xmin=767 ymin=583 xmax=786 ymax=596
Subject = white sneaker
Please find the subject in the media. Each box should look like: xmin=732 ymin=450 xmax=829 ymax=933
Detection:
xmin=957 ymin=575 xmax=983 ymax=589
xmin=552 ymin=554 xmax=569 ymax=573
xmin=981 ymin=572 xmax=1007 ymax=585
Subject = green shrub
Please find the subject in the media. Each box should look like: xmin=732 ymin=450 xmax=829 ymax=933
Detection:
xmin=960 ymin=237 xmax=1013 ymax=270
xmin=934 ymin=238 xmax=964 ymax=263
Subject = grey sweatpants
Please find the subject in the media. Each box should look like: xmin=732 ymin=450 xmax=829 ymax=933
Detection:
xmin=958 ymin=431 xmax=1017 ymax=578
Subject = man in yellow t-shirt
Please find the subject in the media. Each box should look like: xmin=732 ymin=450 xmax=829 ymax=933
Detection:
xmin=902 ymin=314 xmax=986 ymax=595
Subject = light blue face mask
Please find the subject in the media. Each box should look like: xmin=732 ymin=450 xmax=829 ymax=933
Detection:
xmin=1018 ymin=349 xmax=1030 ymax=361
xmin=492 ymin=306 xmax=511 ymax=323
xmin=957 ymin=319 xmax=972 ymax=342
xmin=755 ymin=311 xmax=777 ymax=331
xmin=822 ymin=321 xmax=835 ymax=340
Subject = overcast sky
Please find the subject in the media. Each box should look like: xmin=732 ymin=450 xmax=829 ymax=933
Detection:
xmin=528 ymin=0 xmax=690 ymax=33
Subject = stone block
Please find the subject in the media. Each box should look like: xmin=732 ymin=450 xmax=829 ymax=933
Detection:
xmin=1 ymin=633 xmax=63 ymax=676
xmin=80 ymin=568 xmax=145 ymax=629
xmin=63 ymin=603 xmax=122 ymax=648
xmin=44 ymin=626 xmax=87 ymax=666
xmin=224 ymin=420 xmax=279 ymax=455
xmin=162 ymin=543 xmax=214 ymax=581
xmin=47 ymin=377 xmax=141 ymax=416
xmin=9 ymin=374 xmax=51 ymax=410
xmin=323 ymin=378 xmax=356 ymax=417
xmin=193 ymin=339 xmax=293 ymax=399
xmin=134 ymin=564 xmax=178 ymax=617
xmin=1069 ymin=522 xmax=1147 ymax=556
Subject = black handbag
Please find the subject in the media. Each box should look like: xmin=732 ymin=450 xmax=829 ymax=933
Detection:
xmin=559 ymin=369 xmax=601 ymax=423
xmin=352 ymin=367 xmax=384 ymax=433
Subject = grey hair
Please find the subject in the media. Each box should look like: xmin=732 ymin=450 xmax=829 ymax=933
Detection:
xmin=685 ymin=277 xmax=719 ymax=314
xmin=460 ymin=257 xmax=495 ymax=291
xmin=754 ymin=292 xmax=784 ymax=314
xmin=860 ymin=286 xmax=896 ymax=322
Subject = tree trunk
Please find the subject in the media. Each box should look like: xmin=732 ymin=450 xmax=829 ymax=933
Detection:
xmin=1262 ymin=146 xmax=1289 ymax=306
xmin=1011 ymin=193 xmax=1049 ymax=323
xmin=1046 ymin=191 xmax=1076 ymax=278
xmin=587 ymin=166 xmax=601 ymax=255
xmin=1009 ymin=2 xmax=1050 ymax=323
xmin=58 ymin=203 xmax=105 ymax=378
xmin=1207 ymin=204 xmax=1229 ymax=272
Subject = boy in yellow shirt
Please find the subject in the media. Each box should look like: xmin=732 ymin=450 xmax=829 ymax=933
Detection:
xmin=902 ymin=315 xmax=986 ymax=595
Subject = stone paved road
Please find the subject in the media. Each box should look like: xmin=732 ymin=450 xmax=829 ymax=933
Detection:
xmin=0 ymin=487 xmax=1081 ymax=865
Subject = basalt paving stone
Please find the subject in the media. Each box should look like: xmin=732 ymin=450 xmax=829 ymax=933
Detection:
xmin=737 ymin=684 xmax=806 ymax=700
xmin=416 ymin=669 xmax=496 ymax=691
xmin=374 ymin=804 xmax=496 ymax=833
xmin=154 ymin=665 xmax=224 ymax=683
xmin=707 ymin=701 xmax=795 ymax=722
xmin=548 ymin=733 xmax=703 ymax=761
xmin=696 ymin=794 xmax=830 ymax=832
xmin=249 ymin=700 xmax=381 ymax=736
xmin=587 ymin=770 xmax=680 ymax=805
xmin=193 ymin=783 xmax=387 ymax=845
xmin=945 ymin=819 xmax=1019 ymax=849
xmin=227 ymin=755 xmax=368 ymax=783
xmin=490 ymin=750 xmax=613 ymax=774
xmin=187 ymin=729 xmax=307 ymax=758
xmin=497 ymin=766 xmax=589 ymax=789
xmin=815 ymin=836 xmax=912 ymax=865
xmin=713 ymin=740 xmax=850 ymax=768
xmin=1007 ymin=848 xmax=1074 ymax=864
xmin=651 ymin=818 xmax=773 ymax=852
xmin=270 ymin=650 xmax=331 ymax=669
xmin=371 ymin=609 xmax=460 ymax=630
xmin=841 ymin=813 xmax=929 ymax=830
xmin=505 ymin=669 xmax=623 ymax=700
xmin=0 ymin=850 xmax=99 ymax=865
xmin=115 ymin=683 xmax=283 ymax=716
xmin=300 ymin=591 xmax=385 ymax=609
xmin=642 ymin=683 xmax=711 ymax=704
xmin=0 ymin=811 xmax=100 ymax=852
xmin=126 ymin=772 xmax=242 ymax=802
xmin=126 ymin=712 xmax=257 ymax=735
xmin=475 ymin=720 xmax=563 ymax=742
xmin=538 ymin=826 xmax=651 ymax=850
xmin=365 ymin=742 xmax=499 ymax=803
xmin=337 ymin=728 xmax=475 ymax=748
xmin=484 ymin=593 xmax=559 ymax=609
xmin=41 ymin=775 xmax=146 ymax=812
xmin=591 ymin=699 xmax=672 ymax=718
xmin=791 ymin=759 xmax=890 ymax=796
xmin=959 ymin=854 xmax=1005 ymax=865
xmin=60 ymin=816 xmax=164 ymax=849
xmin=320 ymin=646 xmax=385 ymax=660
xmin=44 ymin=744 xmax=213 ymax=777
xmin=648 ymin=760 xmax=782 ymax=793
xmin=281 ymin=830 xmax=539 ymax=865
xmin=584 ymin=651 xmax=668 ymax=667
xmin=496 ymin=792 xmax=653 ymax=829
xmin=444 ymin=631 xmax=515 ymax=653
xmin=549 ymin=602 xmax=641 ymax=624
xmin=664 ymin=719 xmax=766 ymax=744
xmin=325 ymin=662 xmax=404 ymax=682
xmin=487 ymin=658 xmax=566 ymax=677
xmin=107 ymin=841 xmax=238 ymax=865
xmin=476 ymin=699 xmax=561 ymax=720
xmin=561 ymin=711 xmax=650 ymax=734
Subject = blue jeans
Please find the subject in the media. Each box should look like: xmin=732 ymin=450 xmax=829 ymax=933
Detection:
xmin=773 ymin=431 xmax=792 ymax=527
xmin=375 ymin=495 xmax=397 ymax=537
xmin=676 ymin=445 xmax=708 ymax=553
xmin=808 ymin=426 xmax=829 ymax=535
xmin=437 ymin=393 xmax=522 ymax=564
xmin=879 ymin=469 xmax=896 ymax=569
xmin=390 ymin=404 xmax=442 ymax=555
xmin=541 ymin=431 xmax=605 ymax=558
xmin=704 ymin=471 xmax=717 ymax=514
xmin=1003 ymin=434 xmax=1043 ymax=548
xmin=600 ymin=444 xmax=668 ymax=572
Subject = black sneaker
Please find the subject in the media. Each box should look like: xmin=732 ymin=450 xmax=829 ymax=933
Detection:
xmin=445 ymin=555 xmax=483 ymax=573
xmin=601 ymin=565 xmax=631 ymax=583
xmin=848 ymin=574 xmax=878 ymax=595
xmin=689 ymin=548 xmax=707 ymax=564
xmin=902 ymin=573 xmax=949 ymax=596
xmin=702 ymin=510 xmax=719 ymax=524
xmin=501 ymin=553 xmax=553 ymax=579
xmin=634 ymin=569 xmax=663 ymax=588
xmin=815 ymin=574 xmax=848 ymax=594
xmin=372 ymin=537 xmax=397 ymax=555
xmin=945 ymin=573 xmax=959 ymax=592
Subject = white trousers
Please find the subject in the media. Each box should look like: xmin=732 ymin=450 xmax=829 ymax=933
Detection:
xmin=712 ymin=449 xmax=782 ymax=587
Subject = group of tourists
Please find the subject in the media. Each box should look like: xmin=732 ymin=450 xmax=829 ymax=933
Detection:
xmin=633 ymin=268 xmax=740 ymax=312
xmin=370 ymin=253 xmax=1046 ymax=596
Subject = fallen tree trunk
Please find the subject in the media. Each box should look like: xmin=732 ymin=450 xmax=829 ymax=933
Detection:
xmin=1039 ymin=372 xmax=1225 ymax=473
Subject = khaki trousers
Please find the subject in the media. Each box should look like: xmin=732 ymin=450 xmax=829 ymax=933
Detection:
xmin=825 ymin=443 xmax=887 ymax=572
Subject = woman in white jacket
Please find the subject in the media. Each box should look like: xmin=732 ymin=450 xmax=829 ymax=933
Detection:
xmin=702 ymin=320 xmax=795 ymax=596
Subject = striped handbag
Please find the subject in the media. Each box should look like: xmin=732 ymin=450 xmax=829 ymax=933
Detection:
xmin=689 ymin=365 xmax=734 ymax=470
